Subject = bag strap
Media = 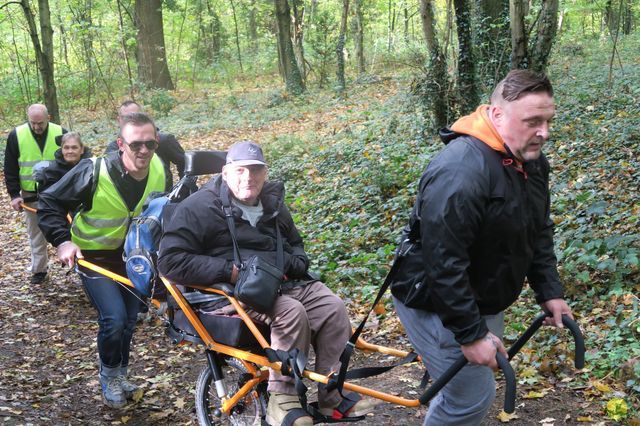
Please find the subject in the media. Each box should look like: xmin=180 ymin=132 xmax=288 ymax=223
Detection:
xmin=220 ymin=184 xmax=283 ymax=269
xmin=326 ymin=242 xmax=413 ymax=395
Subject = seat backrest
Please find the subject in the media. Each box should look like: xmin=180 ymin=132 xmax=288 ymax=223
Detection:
xmin=184 ymin=150 xmax=227 ymax=176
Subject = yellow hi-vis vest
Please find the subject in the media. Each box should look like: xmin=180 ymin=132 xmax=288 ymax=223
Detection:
xmin=71 ymin=155 xmax=166 ymax=250
xmin=17 ymin=122 xmax=62 ymax=191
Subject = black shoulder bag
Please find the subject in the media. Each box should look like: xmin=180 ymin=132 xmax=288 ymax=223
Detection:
xmin=222 ymin=201 xmax=284 ymax=313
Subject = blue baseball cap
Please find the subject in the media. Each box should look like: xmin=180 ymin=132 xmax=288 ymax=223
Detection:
xmin=226 ymin=141 xmax=267 ymax=166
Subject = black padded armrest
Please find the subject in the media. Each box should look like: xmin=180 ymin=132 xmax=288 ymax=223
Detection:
xmin=184 ymin=150 xmax=227 ymax=176
xmin=211 ymin=282 xmax=235 ymax=296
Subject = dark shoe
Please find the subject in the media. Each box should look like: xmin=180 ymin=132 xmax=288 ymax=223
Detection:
xmin=31 ymin=272 xmax=47 ymax=284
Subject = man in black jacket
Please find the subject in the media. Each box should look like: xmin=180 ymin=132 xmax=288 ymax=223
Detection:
xmin=391 ymin=70 xmax=574 ymax=425
xmin=105 ymin=100 xmax=185 ymax=185
xmin=159 ymin=141 xmax=375 ymax=425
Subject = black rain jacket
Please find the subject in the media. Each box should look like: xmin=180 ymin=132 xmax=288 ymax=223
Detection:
xmin=391 ymin=128 xmax=564 ymax=345
xmin=158 ymin=175 xmax=310 ymax=287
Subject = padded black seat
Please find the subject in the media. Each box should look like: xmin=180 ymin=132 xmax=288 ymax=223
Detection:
xmin=184 ymin=150 xmax=227 ymax=176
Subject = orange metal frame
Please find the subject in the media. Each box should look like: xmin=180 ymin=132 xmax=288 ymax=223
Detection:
xmin=77 ymin=259 xmax=423 ymax=414
xmin=20 ymin=203 xmax=73 ymax=225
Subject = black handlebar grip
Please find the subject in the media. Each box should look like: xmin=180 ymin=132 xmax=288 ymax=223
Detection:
xmin=419 ymin=352 xmax=516 ymax=415
xmin=507 ymin=313 xmax=585 ymax=370
xmin=496 ymin=352 xmax=516 ymax=413
xmin=561 ymin=314 xmax=585 ymax=369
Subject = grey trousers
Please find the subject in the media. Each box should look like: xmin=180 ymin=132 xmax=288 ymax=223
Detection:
xmin=247 ymin=280 xmax=350 ymax=406
xmin=393 ymin=297 xmax=504 ymax=426
xmin=24 ymin=199 xmax=49 ymax=274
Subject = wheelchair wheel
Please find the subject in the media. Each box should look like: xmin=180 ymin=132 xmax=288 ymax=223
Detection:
xmin=195 ymin=357 xmax=267 ymax=426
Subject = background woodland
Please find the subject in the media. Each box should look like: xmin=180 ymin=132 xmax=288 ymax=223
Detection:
xmin=0 ymin=0 xmax=638 ymax=423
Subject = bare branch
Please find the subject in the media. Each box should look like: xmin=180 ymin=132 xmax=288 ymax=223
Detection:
xmin=0 ymin=1 xmax=22 ymax=10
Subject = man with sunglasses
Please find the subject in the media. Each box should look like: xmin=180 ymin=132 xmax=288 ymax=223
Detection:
xmin=37 ymin=112 xmax=170 ymax=409
xmin=105 ymin=100 xmax=185 ymax=185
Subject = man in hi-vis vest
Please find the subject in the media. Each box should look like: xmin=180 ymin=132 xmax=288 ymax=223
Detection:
xmin=3 ymin=104 xmax=65 ymax=284
xmin=38 ymin=112 xmax=170 ymax=408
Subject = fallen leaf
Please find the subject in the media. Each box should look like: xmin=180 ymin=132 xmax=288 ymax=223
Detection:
xmin=577 ymin=416 xmax=593 ymax=422
xmin=132 ymin=389 xmax=144 ymax=402
xmin=496 ymin=410 xmax=519 ymax=422
xmin=120 ymin=416 xmax=130 ymax=424
xmin=524 ymin=390 xmax=547 ymax=399
xmin=175 ymin=397 xmax=185 ymax=409
xmin=373 ymin=303 xmax=386 ymax=315
xmin=592 ymin=380 xmax=611 ymax=393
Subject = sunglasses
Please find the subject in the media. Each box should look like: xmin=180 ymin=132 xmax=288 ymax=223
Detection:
xmin=121 ymin=138 xmax=159 ymax=152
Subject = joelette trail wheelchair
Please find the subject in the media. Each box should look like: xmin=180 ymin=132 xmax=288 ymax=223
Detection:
xmin=76 ymin=150 xmax=585 ymax=426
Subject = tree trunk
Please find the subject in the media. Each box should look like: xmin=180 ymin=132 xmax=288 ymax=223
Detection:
xmin=69 ymin=0 xmax=97 ymax=106
xmin=8 ymin=12 xmax=32 ymax=102
xmin=274 ymin=0 xmax=305 ymax=94
xmin=418 ymin=0 xmax=450 ymax=129
xmin=135 ymin=0 xmax=174 ymax=90
xmin=476 ymin=0 xmax=510 ymax=83
xmin=509 ymin=0 xmax=527 ymax=69
xmin=20 ymin=0 xmax=60 ymax=122
xmin=336 ymin=0 xmax=350 ymax=93
xmin=605 ymin=0 xmax=616 ymax=33
xmin=354 ymin=0 xmax=366 ymax=75
xmin=622 ymin=0 xmax=633 ymax=35
xmin=530 ymin=0 xmax=558 ymax=72
xmin=248 ymin=0 xmax=259 ymax=51
xmin=230 ymin=0 xmax=244 ymax=72
xmin=202 ymin=0 xmax=223 ymax=63
xmin=453 ymin=0 xmax=478 ymax=114
xmin=291 ymin=0 xmax=306 ymax=81
xmin=387 ymin=0 xmax=395 ymax=51
xmin=116 ymin=0 xmax=134 ymax=96
xmin=404 ymin=6 xmax=409 ymax=44
xmin=55 ymin=5 xmax=69 ymax=66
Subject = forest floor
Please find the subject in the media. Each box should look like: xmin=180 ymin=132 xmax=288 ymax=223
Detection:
xmin=0 ymin=78 xmax=621 ymax=425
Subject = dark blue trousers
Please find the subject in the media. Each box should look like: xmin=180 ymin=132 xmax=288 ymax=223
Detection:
xmin=81 ymin=269 xmax=140 ymax=370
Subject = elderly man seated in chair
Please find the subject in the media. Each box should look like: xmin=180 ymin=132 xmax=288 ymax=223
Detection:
xmin=158 ymin=141 xmax=375 ymax=426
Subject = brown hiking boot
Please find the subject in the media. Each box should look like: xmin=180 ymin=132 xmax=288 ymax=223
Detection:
xmin=266 ymin=392 xmax=312 ymax=426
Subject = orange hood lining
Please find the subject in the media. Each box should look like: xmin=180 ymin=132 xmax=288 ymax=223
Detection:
xmin=450 ymin=105 xmax=507 ymax=154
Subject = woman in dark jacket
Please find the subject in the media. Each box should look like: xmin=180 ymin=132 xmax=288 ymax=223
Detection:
xmin=37 ymin=132 xmax=92 ymax=192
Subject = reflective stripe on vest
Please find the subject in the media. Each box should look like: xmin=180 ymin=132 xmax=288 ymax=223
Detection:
xmin=71 ymin=155 xmax=166 ymax=250
xmin=17 ymin=122 xmax=62 ymax=191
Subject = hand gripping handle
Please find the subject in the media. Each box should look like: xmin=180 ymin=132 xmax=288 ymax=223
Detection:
xmin=419 ymin=352 xmax=517 ymax=414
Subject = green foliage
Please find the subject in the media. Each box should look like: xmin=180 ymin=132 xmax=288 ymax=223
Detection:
xmin=306 ymin=7 xmax=338 ymax=87
xmin=267 ymin=89 xmax=434 ymax=301
xmin=142 ymin=89 xmax=177 ymax=117
xmin=547 ymin=35 xmax=640 ymax=297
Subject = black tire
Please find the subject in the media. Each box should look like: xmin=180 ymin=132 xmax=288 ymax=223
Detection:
xmin=195 ymin=357 xmax=267 ymax=426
